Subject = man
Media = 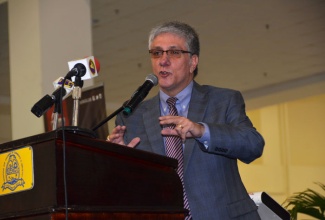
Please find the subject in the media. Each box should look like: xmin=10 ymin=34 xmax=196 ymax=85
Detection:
xmin=107 ymin=21 xmax=264 ymax=220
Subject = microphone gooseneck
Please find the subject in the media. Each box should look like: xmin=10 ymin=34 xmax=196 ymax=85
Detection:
xmin=123 ymin=74 xmax=158 ymax=116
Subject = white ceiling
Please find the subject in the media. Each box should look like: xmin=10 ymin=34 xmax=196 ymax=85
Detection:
xmin=91 ymin=0 xmax=325 ymax=111
xmin=1 ymin=0 xmax=325 ymax=115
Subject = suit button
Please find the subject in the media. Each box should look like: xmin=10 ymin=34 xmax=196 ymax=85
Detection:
xmin=215 ymin=147 xmax=228 ymax=153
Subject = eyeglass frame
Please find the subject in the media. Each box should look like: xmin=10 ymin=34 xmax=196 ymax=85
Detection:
xmin=148 ymin=49 xmax=193 ymax=58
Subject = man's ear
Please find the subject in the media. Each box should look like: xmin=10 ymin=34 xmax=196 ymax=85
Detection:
xmin=190 ymin=54 xmax=199 ymax=73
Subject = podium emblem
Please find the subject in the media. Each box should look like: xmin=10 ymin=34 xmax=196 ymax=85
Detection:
xmin=0 ymin=146 xmax=34 ymax=196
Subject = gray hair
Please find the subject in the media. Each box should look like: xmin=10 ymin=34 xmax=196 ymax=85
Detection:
xmin=148 ymin=21 xmax=200 ymax=76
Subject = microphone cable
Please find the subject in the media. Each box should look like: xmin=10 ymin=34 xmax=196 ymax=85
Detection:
xmin=59 ymin=77 xmax=69 ymax=220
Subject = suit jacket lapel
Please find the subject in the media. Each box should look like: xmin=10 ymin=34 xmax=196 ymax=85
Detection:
xmin=184 ymin=82 xmax=208 ymax=173
xmin=143 ymin=95 xmax=166 ymax=155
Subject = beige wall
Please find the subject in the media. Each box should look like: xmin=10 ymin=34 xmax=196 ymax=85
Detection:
xmin=7 ymin=0 xmax=93 ymax=140
xmin=240 ymin=93 xmax=325 ymax=219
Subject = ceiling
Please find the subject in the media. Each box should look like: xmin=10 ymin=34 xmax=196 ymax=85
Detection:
xmin=90 ymin=0 xmax=325 ymax=112
xmin=1 ymin=0 xmax=325 ymax=115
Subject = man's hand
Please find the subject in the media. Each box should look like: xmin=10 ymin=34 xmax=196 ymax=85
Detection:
xmin=106 ymin=125 xmax=140 ymax=148
xmin=159 ymin=116 xmax=205 ymax=142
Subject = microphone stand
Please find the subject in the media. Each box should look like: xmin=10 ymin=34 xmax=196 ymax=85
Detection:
xmin=71 ymin=76 xmax=83 ymax=127
xmin=55 ymin=77 xmax=96 ymax=138
xmin=52 ymin=98 xmax=62 ymax=130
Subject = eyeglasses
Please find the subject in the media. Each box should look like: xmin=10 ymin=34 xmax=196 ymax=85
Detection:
xmin=149 ymin=49 xmax=193 ymax=58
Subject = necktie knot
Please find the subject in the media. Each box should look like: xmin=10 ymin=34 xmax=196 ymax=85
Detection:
xmin=166 ymin=97 xmax=178 ymax=123
xmin=166 ymin=97 xmax=177 ymax=107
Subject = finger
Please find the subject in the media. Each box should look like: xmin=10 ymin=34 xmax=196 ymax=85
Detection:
xmin=112 ymin=126 xmax=126 ymax=136
xmin=106 ymin=133 xmax=123 ymax=145
xmin=161 ymin=128 xmax=178 ymax=136
xmin=114 ymin=125 xmax=126 ymax=133
xmin=180 ymin=130 xmax=187 ymax=142
xmin=159 ymin=116 xmax=180 ymax=125
xmin=127 ymin=137 xmax=141 ymax=148
xmin=162 ymin=126 xmax=187 ymax=143
xmin=175 ymin=125 xmax=187 ymax=142
xmin=112 ymin=133 xmax=121 ymax=141
xmin=159 ymin=115 xmax=177 ymax=120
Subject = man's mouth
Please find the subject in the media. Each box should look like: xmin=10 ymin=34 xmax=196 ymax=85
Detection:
xmin=159 ymin=71 xmax=171 ymax=76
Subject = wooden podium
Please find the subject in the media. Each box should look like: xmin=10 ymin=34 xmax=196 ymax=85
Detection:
xmin=0 ymin=130 xmax=186 ymax=220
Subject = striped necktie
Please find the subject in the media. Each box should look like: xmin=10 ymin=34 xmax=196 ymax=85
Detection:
xmin=165 ymin=97 xmax=191 ymax=219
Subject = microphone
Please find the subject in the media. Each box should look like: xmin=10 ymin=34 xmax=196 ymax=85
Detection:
xmin=67 ymin=56 xmax=99 ymax=126
xmin=31 ymin=77 xmax=74 ymax=117
xmin=53 ymin=77 xmax=74 ymax=99
xmin=123 ymin=74 xmax=158 ymax=116
xmin=67 ymin=56 xmax=100 ymax=81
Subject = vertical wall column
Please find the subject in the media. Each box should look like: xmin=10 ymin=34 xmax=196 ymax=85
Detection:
xmin=8 ymin=0 xmax=93 ymax=140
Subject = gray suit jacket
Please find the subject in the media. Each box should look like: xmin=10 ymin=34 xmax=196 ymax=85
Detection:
xmin=116 ymin=81 xmax=264 ymax=220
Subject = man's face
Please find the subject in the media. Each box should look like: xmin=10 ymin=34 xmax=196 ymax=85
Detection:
xmin=149 ymin=33 xmax=198 ymax=97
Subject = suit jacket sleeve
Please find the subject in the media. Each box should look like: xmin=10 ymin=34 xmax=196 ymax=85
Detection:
xmin=191 ymin=84 xmax=265 ymax=164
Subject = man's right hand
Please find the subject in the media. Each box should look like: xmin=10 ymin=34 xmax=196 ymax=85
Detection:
xmin=106 ymin=125 xmax=140 ymax=148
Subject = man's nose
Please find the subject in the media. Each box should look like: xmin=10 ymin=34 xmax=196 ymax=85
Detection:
xmin=159 ymin=52 xmax=170 ymax=66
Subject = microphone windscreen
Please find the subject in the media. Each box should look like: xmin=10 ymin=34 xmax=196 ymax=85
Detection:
xmin=68 ymin=56 xmax=99 ymax=81
xmin=94 ymin=57 xmax=100 ymax=73
xmin=146 ymin=73 xmax=158 ymax=86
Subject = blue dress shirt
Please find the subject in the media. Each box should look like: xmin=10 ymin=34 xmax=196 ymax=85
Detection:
xmin=159 ymin=81 xmax=210 ymax=149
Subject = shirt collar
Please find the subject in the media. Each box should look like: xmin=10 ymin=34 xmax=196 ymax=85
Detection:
xmin=159 ymin=81 xmax=193 ymax=116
